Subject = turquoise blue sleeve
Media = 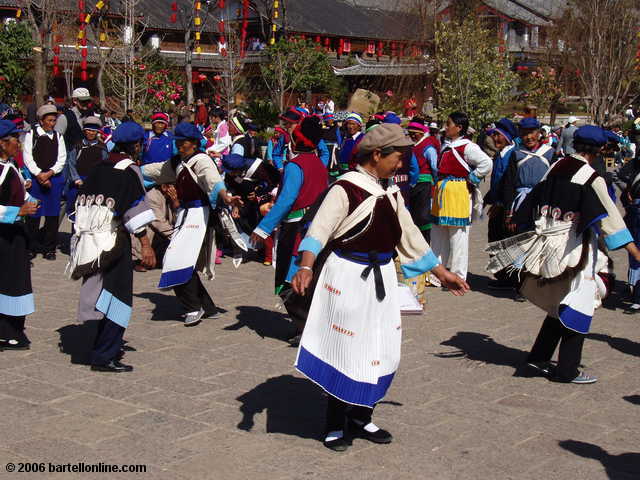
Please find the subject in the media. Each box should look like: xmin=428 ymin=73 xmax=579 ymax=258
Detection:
xmin=255 ymin=163 xmax=303 ymax=235
xmin=401 ymin=250 xmax=440 ymax=279
xmin=0 ymin=206 xmax=20 ymax=224
xmin=208 ymin=181 xmax=226 ymax=209
xmin=298 ymin=236 xmax=323 ymax=256
xmin=605 ymin=228 xmax=633 ymax=250
xmin=409 ymin=153 xmax=419 ymax=186
xmin=317 ymin=139 xmax=330 ymax=167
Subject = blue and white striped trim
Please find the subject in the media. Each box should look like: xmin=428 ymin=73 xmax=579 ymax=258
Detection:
xmin=96 ymin=289 xmax=132 ymax=329
xmin=124 ymin=209 xmax=156 ymax=234
xmin=605 ymin=228 xmax=633 ymax=251
xmin=401 ymin=250 xmax=440 ymax=279
xmin=0 ymin=292 xmax=35 ymax=317
xmin=0 ymin=206 xmax=20 ymax=224
xmin=296 ymin=346 xmax=395 ymax=408
xmin=208 ymin=181 xmax=226 ymax=209
xmin=298 ymin=236 xmax=323 ymax=257
xmin=158 ymin=266 xmax=194 ymax=289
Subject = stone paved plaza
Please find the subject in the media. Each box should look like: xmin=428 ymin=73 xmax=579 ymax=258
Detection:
xmin=0 ymin=216 xmax=638 ymax=480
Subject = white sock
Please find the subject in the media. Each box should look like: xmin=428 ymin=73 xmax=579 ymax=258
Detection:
xmin=324 ymin=430 xmax=344 ymax=442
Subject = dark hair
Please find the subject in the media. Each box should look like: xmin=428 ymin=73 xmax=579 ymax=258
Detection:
xmin=114 ymin=142 xmax=139 ymax=156
xmin=209 ymin=108 xmax=227 ymax=120
xmin=448 ymin=111 xmax=469 ymax=135
xmin=573 ymin=141 xmax=602 ymax=156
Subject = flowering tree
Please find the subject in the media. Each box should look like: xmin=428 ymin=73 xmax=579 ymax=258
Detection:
xmin=518 ymin=66 xmax=564 ymax=122
xmin=143 ymin=67 xmax=185 ymax=115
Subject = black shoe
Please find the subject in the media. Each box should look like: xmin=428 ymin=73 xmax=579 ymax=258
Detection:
xmin=203 ymin=309 xmax=222 ymax=319
xmin=323 ymin=436 xmax=350 ymax=452
xmin=524 ymin=361 xmax=556 ymax=378
xmin=0 ymin=340 xmax=30 ymax=350
xmin=348 ymin=419 xmax=393 ymax=444
xmin=287 ymin=333 xmax=302 ymax=347
xmin=43 ymin=251 xmax=56 ymax=261
xmin=91 ymin=360 xmax=134 ymax=372
xmin=514 ymin=292 xmax=527 ymax=302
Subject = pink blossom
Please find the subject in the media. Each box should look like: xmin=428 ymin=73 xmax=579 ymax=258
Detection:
xmin=155 ymin=91 xmax=165 ymax=99
xmin=147 ymin=88 xmax=156 ymax=94
xmin=138 ymin=64 xmax=146 ymax=71
xmin=170 ymin=93 xmax=180 ymax=100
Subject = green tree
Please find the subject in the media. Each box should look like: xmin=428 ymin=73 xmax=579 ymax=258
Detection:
xmin=0 ymin=22 xmax=34 ymax=104
xmin=261 ymin=38 xmax=336 ymax=111
xmin=434 ymin=15 xmax=516 ymax=128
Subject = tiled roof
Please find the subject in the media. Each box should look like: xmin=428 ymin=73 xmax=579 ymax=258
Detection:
xmin=333 ymin=55 xmax=433 ymax=76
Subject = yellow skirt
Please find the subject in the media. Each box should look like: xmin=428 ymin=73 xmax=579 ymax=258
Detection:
xmin=431 ymin=178 xmax=472 ymax=227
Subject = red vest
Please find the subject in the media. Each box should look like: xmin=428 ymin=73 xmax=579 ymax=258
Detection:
xmin=413 ymin=134 xmax=440 ymax=176
xmin=438 ymin=143 xmax=470 ymax=178
xmin=289 ymin=152 xmax=328 ymax=211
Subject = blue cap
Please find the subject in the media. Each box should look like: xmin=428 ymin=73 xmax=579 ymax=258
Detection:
xmin=112 ymin=121 xmax=145 ymax=143
xmin=221 ymin=153 xmax=250 ymax=172
xmin=383 ymin=113 xmax=402 ymax=125
xmin=603 ymin=129 xmax=621 ymax=145
xmin=246 ymin=123 xmax=259 ymax=132
xmin=519 ymin=117 xmax=542 ymax=130
xmin=573 ymin=125 xmax=610 ymax=147
xmin=174 ymin=122 xmax=203 ymax=141
xmin=0 ymin=119 xmax=22 ymax=139
xmin=488 ymin=118 xmax=518 ymax=143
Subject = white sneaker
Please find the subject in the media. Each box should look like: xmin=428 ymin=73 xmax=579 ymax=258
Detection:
xmin=184 ymin=309 xmax=204 ymax=327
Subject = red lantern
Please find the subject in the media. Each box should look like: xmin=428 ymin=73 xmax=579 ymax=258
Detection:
xmin=170 ymin=13 xmax=177 ymax=23
xmin=79 ymin=12 xmax=85 ymax=22
xmin=78 ymin=0 xmax=85 ymax=10
xmin=81 ymin=48 xmax=88 ymax=58
xmin=213 ymin=74 xmax=222 ymax=81
xmin=81 ymin=59 xmax=87 ymax=70
xmin=376 ymin=40 xmax=383 ymax=57
xmin=198 ymin=73 xmax=207 ymax=81
xmin=217 ymin=0 xmax=224 ymax=7
xmin=367 ymin=41 xmax=375 ymax=54
xmin=53 ymin=65 xmax=60 ymax=76
xmin=218 ymin=20 xmax=224 ymax=33
xmin=53 ymin=55 xmax=59 ymax=66
xmin=81 ymin=37 xmax=87 ymax=46
xmin=80 ymin=70 xmax=88 ymax=81
xmin=53 ymin=45 xmax=60 ymax=55
xmin=343 ymin=39 xmax=351 ymax=53
xmin=171 ymin=1 xmax=177 ymax=10
xmin=338 ymin=38 xmax=344 ymax=56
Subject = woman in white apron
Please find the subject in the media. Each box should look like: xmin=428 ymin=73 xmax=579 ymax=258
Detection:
xmin=291 ymin=124 xmax=469 ymax=451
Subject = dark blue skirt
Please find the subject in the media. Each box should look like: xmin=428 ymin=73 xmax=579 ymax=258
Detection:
xmin=28 ymin=173 xmax=65 ymax=217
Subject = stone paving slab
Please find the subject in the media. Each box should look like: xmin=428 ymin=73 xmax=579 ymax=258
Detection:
xmin=0 ymin=215 xmax=637 ymax=480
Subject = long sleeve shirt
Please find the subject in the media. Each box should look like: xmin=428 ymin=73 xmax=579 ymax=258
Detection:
xmin=439 ymin=137 xmax=492 ymax=185
xmin=298 ymin=167 xmax=440 ymax=279
xmin=253 ymin=162 xmax=303 ymax=238
xmin=22 ymin=126 xmax=67 ymax=175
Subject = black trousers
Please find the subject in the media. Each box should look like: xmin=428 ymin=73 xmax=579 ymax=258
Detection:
xmin=326 ymin=395 xmax=374 ymax=432
xmin=25 ymin=216 xmax=59 ymax=253
xmin=527 ymin=315 xmax=585 ymax=381
xmin=409 ymin=182 xmax=433 ymax=244
xmin=90 ymin=317 xmax=125 ymax=365
xmin=0 ymin=314 xmax=30 ymax=345
xmin=173 ymin=272 xmax=215 ymax=313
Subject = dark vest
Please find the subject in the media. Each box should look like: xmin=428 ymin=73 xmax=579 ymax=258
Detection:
xmin=233 ymin=135 xmax=258 ymax=159
xmin=33 ymin=129 xmax=59 ymax=171
xmin=288 ymin=152 xmax=328 ymax=211
xmin=63 ymin=109 xmax=83 ymax=151
xmin=76 ymin=141 xmax=107 ymax=177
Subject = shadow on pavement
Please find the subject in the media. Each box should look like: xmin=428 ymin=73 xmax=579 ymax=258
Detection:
xmin=601 ymin=279 xmax=631 ymax=312
xmin=587 ymin=332 xmax=640 ymax=358
xmin=437 ymin=331 xmax=529 ymax=373
xmin=133 ymin=292 xmax=184 ymax=321
xmin=236 ymin=375 xmax=324 ymax=439
xmin=57 ymin=320 xmax=100 ymax=365
xmin=466 ymin=272 xmax=515 ymax=299
xmin=225 ymin=306 xmax=296 ymax=342
xmin=623 ymin=395 xmax=640 ymax=405
xmin=559 ymin=440 xmax=640 ymax=478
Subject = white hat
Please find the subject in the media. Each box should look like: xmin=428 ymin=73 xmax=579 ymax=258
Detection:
xmin=567 ymin=116 xmax=577 ymax=124
xmin=429 ymin=122 xmax=438 ymax=129
xmin=72 ymin=87 xmax=91 ymax=100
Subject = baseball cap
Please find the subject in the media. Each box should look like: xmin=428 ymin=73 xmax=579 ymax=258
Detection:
xmin=72 ymin=88 xmax=91 ymax=100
